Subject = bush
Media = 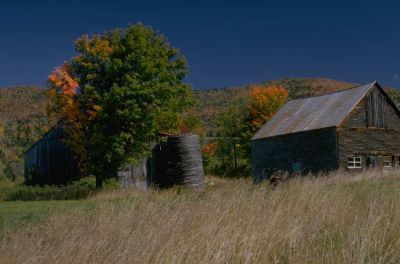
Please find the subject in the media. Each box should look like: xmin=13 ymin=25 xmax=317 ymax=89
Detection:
xmin=0 ymin=185 xmax=92 ymax=201
xmin=72 ymin=176 xmax=120 ymax=189
xmin=0 ymin=176 xmax=121 ymax=201
xmin=203 ymin=154 xmax=251 ymax=178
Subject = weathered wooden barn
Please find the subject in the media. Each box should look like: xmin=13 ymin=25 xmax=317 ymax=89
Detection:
xmin=251 ymin=81 xmax=400 ymax=182
xmin=24 ymin=125 xmax=80 ymax=185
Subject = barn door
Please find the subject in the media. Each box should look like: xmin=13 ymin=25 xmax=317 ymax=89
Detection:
xmin=395 ymin=156 xmax=400 ymax=169
xmin=366 ymin=155 xmax=379 ymax=168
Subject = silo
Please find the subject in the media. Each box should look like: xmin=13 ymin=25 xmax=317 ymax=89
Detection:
xmin=151 ymin=134 xmax=205 ymax=188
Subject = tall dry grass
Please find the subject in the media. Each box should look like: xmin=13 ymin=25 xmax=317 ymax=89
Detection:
xmin=2 ymin=170 xmax=400 ymax=263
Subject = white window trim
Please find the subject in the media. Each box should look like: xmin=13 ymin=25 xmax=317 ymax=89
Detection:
xmin=348 ymin=156 xmax=362 ymax=169
xmin=383 ymin=159 xmax=392 ymax=168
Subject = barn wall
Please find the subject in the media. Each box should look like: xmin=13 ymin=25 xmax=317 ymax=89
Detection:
xmin=338 ymin=87 xmax=400 ymax=169
xmin=251 ymin=127 xmax=339 ymax=182
xmin=24 ymin=127 xmax=79 ymax=185
xmin=118 ymin=158 xmax=149 ymax=190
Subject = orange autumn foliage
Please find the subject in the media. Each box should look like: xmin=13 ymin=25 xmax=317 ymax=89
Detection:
xmin=48 ymin=62 xmax=79 ymax=96
xmin=202 ymin=143 xmax=217 ymax=156
xmin=74 ymin=35 xmax=113 ymax=63
xmin=47 ymin=62 xmax=87 ymax=160
xmin=249 ymin=85 xmax=288 ymax=130
xmin=47 ymin=62 xmax=80 ymax=121
xmin=47 ymin=34 xmax=111 ymax=134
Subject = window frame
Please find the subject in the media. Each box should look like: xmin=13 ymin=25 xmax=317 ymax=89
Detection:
xmin=383 ymin=156 xmax=392 ymax=168
xmin=292 ymin=161 xmax=303 ymax=174
xmin=347 ymin=156 xmax=362 ymax=169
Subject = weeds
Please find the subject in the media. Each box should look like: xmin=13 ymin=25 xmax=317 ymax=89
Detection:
xmin=1 ymin=170 xmax=400 ymax=263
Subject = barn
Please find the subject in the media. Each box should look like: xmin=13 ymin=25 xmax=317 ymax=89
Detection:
xmin=251 ymin=81 xmax=400 ymax=182
xmin=24 ymin=124 xmax=80 ymax=185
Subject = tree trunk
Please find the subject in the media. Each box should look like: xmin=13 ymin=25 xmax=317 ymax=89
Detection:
xmin=233 ymin=137 xmax=237 ymax=176
xmin=232 ymin=123 xmax=238 ymax=176
xmin=95 ymin=176 xmax=103 ymax=189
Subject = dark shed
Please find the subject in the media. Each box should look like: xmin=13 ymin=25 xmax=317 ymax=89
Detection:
xmin=24 ymin=125 xmax=79 ymax=185
xmin=252 ymin=81 xmax=400 ymax=182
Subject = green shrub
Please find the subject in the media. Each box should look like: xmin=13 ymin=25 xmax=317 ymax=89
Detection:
xmin=72 ymin=177 xmax=96 ymax=189
xmin=1 ymin=185 xmax=93 ymax=201
xmin=103 ymin=178 xmax=120 ymax=189
xmin=0 ymin=176 xmax=121 ymax=201
xmin=72 ymin=176 xmax=120 ymax=189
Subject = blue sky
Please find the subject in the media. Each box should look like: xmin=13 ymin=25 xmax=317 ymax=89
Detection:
xmin=1 ymin=0 xmax=400 ymax=89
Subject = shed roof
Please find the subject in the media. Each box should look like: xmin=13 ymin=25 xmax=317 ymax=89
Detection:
xmin=251 ymin=81 xmax=377 ymax=140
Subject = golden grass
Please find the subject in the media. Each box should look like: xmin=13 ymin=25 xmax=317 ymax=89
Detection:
xmin=2 ymin=170 xmax=400 ymax=263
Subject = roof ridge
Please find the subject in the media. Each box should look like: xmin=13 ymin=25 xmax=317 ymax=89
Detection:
xmin=287 ymin=81 xmax=376 ymax=102
xmin=251 ymin=81 xmax=378 ymax=140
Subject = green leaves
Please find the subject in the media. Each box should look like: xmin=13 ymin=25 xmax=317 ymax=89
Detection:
xmin=63 ymin=22 xmax=192 ymax=187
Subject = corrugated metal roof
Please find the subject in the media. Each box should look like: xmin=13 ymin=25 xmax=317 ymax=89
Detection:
xmin=251 ymin=81 xmax=377 ymax=140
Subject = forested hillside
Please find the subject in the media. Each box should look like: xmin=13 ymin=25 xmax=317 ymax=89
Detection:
xmin=1 ymin=78 xmax=400 ymax=179
xmin=0 ymin=86 xmax=51 ymax=180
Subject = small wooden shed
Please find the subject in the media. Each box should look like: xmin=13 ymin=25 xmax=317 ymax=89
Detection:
xmin=24 ymin=125 xmax=79 ymax=185
xmin=252 ymin=81 xmax=400 ymax=182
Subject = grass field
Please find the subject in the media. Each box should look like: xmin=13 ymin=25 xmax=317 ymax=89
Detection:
xmin=1 ymin=170 xmax=400 ymax=263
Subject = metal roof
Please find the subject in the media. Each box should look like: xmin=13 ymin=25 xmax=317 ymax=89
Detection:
xmin=251 ymin=81 xmax=377 ymax=140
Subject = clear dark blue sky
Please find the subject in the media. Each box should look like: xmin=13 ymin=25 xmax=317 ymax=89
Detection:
xmin=1 ymin=0 xmax=400 ymax=89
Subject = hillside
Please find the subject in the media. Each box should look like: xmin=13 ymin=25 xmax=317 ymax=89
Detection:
xmin=0 ymin=86 xmax=51 ymax=180
xmin=1 ymin=78 xmax=400 ymax=179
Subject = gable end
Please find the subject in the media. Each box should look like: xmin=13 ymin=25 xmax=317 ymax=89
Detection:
xmin=337 ymin=83 xmax=400 ymax=129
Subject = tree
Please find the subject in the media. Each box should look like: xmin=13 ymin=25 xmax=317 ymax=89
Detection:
xmin=209 ymin=85 xmax=288 ymax=177
xmin=248 ymin=85 xmax=288 ymax=131
xmin=213 ymin=100 xmax=249 ymax=176
xmin=48 ymin=23 xmax=192 ymax=187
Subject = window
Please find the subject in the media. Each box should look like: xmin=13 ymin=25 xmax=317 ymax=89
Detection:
xmin=257 ymin=168 xmax=268 ymax=182
xmin=396 ymin=156 xmax=400 ymax=168
xmin=383 ymin=156 xmax=392 ymax=168
xmin=292 ymin=161 xmax=302 ymax=173
xmin=348 ymin=156 xmax=362 ymax=169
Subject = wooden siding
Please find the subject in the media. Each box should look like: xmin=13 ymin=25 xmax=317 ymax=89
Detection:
xmin=366 ymin=88 xmax=387 ymax=128
xmin=338 ymin=87 xmax=400 ymax=169
xmin=118 ymin=158 xmax=149 ymax=190
xmin=24 ymin=127 xmax=79 ymax=185
xmin=252 ymin=127 xmax=339 ymax=182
